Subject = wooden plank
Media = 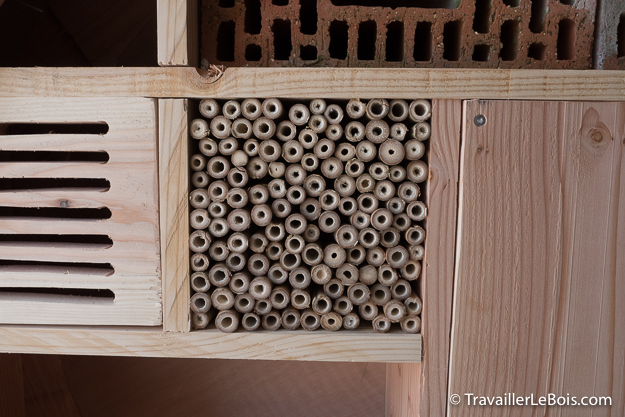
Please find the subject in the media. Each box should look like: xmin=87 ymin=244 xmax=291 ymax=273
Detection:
xmin=158 ymin=99 xmax=190 ymax=332
xmin=157 ymin=0 xmax=197 ymax=66
xmin=386 ymin=363 xmax=421 ymax=417
xmin=0 ymin=68 xmax=625 ymax=100
xmin=0 ymin=354 xmax=25 ymax=417
xmin=448 ymin=101 xmax=625 ymax=416
xmin=0 ymin=327 xmax=421 ymax=363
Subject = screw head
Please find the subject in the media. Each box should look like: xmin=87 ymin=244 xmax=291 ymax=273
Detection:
xmin=474 ymin=115 xmax=486 ymax=126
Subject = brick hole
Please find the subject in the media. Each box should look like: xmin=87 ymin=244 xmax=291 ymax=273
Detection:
xmin=330 ymin=0 xmax=461 ymax=8
xmin=443 ymin=20 xmax=462 ymax=61
xmin=219 ymin=0 xmax=234 ymax=7
xmin=528 ymin=42 xmax=546 ymax=60
xmin=500 ymin=20 xmax=519 ymax=61
xmin=329 ymin=20 xmax=349 ymax=59
xmin=301 ymin=45 xmax=318 ymax=60
xmin=618 ymin=14 xmax=625 ymax=57
xmin=246 ymin=44 xmax=262 ymax=61
xmin=358 ymin=21 xmax=377 ymax=60
xmin=472 ymin=44 xmax=490 ymax=61
xmin=413 ymin=21 xmax=433 ymax=61
xmin=529 ymin=0 xmax=548 ymax=33
xmin=473 ymin=0 xmax=492 ymax=34
xmin=216 ymin=21 xmax=235 ymax=62
xmin=300 ymin=0 xmax=318 ymax=35
xmin=559 ymin=0 xmax=574 ymax=5
xmin=557 ymin=19 xmax=575 ymax=60
xmin=386 ymin=21 xmax=404 ymax=62
xmin=273 ymin=0 xmax=288 ymax=5
xmin=272 ymin=19 xmax=292 ymax=60
xmin=244 ymin=0 xmax=262 ymax=34
xmin=503 ymin=0 xmax=520 ymax=6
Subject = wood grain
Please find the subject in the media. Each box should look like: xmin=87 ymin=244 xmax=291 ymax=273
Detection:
xmin=449 ymin=101 xmax=625 ymax=416
xmin=159 ymin=99 xmax=190 ymax=332
xmin=0 ymin=68 xmax=625 ymax=100
xmin=386 ymin=363 xmax=421 ymax=417
xmin=0 ymin=354 xmax=25 ymax=417
xmin=157 ymin=0 xmax=197 ymax=66
xmin=0 ymin=327 xmax=421 ymax=363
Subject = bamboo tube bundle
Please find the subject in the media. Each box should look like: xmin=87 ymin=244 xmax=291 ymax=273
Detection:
xmin=188 ymin=98 xmax=431 ymax=333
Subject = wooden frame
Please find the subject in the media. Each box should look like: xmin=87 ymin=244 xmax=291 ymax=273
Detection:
xmin=157 ymin=0 xmax=198 ymax=67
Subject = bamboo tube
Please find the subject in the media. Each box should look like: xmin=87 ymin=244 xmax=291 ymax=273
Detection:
xmin=285 ymin=213 xmax=307 ymax=235
xmin=401 ymin=260 xmax=421 ymax=281
xmin=380 ymin=228 xmax=401 ymax=248
xmin=336 ymin=263 xmax=359 ymax=285
xmin=234 ymin=293 xmax=255 ymax=314
xmin=190 ymin=154 xmax=207 ymax=171
xmin=343 ymin=313 xmax=360 ymax=330
xmin=335 ymin=175 xmax=356 ymax=197
xmin=254 ymin=299 xmax=272 ymax=315
xmin=208 ymin=181 xmax=229 ymax=203
xmin=359 ymin=265 xmax=378 ymax=285
xmin=312 ymin=288 xmax=333 ymax=315
xmin=199 ymin=138 xmax=218 ymax=157
xmin=216 ymin=309 xmax=240 ymax=333
xmin=405 ymin=225 xmax=426 ymax=245
xmin=190 ymin=119 xmax=210 ymax=139
xmin=285 ymin=164 xmax=307 ymax=186
xmin=309 ymin=115 xmax=328 ymax=134
xmin=335 ymin=225 xmax=358 ymax=249
xmin=190 ymin=209 xmax=210 ymax=230
xmin=366 ymin=120 xmax=390 ymax=144
xmin=390 ymin=123 xmax=408 ymax=141
xmin=249 ymin=184 xmax=269 ymax=204
xmin=355 ymin=140 xmax=377 ymax=162
xmin=266 ymin=241 xmax=283 ymax=261
xmin=207 ymin=156 xmax=230 ymax=179
xmin=369 ymin=162 xmax=389 ymax=181
xmin=268 ymin=264 xmax=289 ymax=284
xmin=379 ymin=139 xmax=405 ymax=165
xmin=285 ymin=234 xmax=305 ymax=254
xmin=230 ymin=272 xmax=250 ymax=294
xmin=191 ymin=253 xmax=209 ymax=272
xmin=346 ymin=99 xmax=366 ymax=119
xmin=225 ymin=252 xmax=246 ymax=271
xmin=319 ymin=211 xmax=341 ymax=233
xmin=371 ymin=284 xmax=392 ymax=306
xmin=346 ymin=245 xmax=366 ymax=265
xmin=280 ymin=251 xmax=301 ymax=271
xmin=397 ymin=182 xmax=420 ymax=202
xmin=359 ymin=301 xmax=378 ymax=321
xmin=270 ymin=285 xmax=291 ymax=309
xmin=387 ymin=197 xmax=406 ymax=215
xmin=262 ymin=98 xmax=283 ymax=119
xmin=227 ymin=168 xmax=249 ymax=188
xmin=359 ymin=227 xmax=380 ymax=248
xmin=232 ymin=118 xmax=253 ymax=139
xmin=289 ymin=103 xmax=310 ymax=125
xmin=282 ymin=140 xmax=304 ymax=163
xmin=345 ymin=121 xmax=366 ymax=142
xmin=409 ymin=99 xmax=431 ymax=122
xmin=218 ymin=138 xmax=238 ymax=156
xmin=210 ymin=116 xmax=232 ymax=139
xmin=189 ymin=230 xmax=211 ymax=253
xmin=301 ymin=309 xmax=321 ymax=330
xmin=192 ymin=311 xmax=210 ymax=329
xmin=282 ymin=308 xmax=301 ymax=330
xmin=324 ymin=104 xmax=344 ymax=124
xmin=241 ymin=98 xmax=262 ymax=120
xmin=321 ymin=312 xmax=343 ymax=331
xmin=212 ymin=288 xmax=235 ymax=310
xmin=286 ymin=185 xmax=306 ymax=205
xmin=311 ymin=264 xmax=331 ymax=285
xmin=324 ymin=278 xmax=344 ymax=300
xmin=303 ymin=174 xmax=326 ymax=197
xmin=191 ymin=272 xmax=211 ymax=293
xmin=320 ymin=157 xmax=344 ymax=179
xmin=223 ymin=100 xmax=242 ymax=119
xmin=268 ymin=179 xmax=286 ymax=199
xmin=335 ymin=143 xmax=356 ymax=161
xmin=300 ymin=198 xmax=321 ymax=221
xmin=345 ymin=158 xmax=365 ymax=177
xmin=227 ymin=232 xmax=249 ymax=253
xmin=378 ymin=264 xmax=398 ymax=286
xmin=301 ymin=153 xmax=319 ymax=171
xmin=249 ymin=234 xmax=269 ymax=255
xmin=248 ymin=253 xmax=270 ymax=276
xmin=242 ymin=312 xmax=261 ymax=331
xmin=289 ymin=267 xmax=311 ymax=289
xmin=199 ymin=98 xmax=220 ymax=118
xmin=208 ymin=241 xmax=229 ymax=261
xmin=326 ymin=124 xmax=343 ymax=141
xmin=407 ymin=201 xmax=428 ymax=221
xmin=227 ymin=188 xmax=248 ymax=209
xmin=291 ymin=288 xmax=311 ymax=309
xmin=208 ymin=218 xmax=229 ymax=238
xmin=249 ymin=276 xmax=272 ymax=300
xmin=388 ymin=99 xmax=409 ymax=122
xmin=412 ymin=121 xmax=431 ymax=141
xmin=334 ymin=296 xmax=353 ymax=316
xmin=253 ymin=117 xmax=276 ymax=140
xmin=191 ymin=171 xmax=209 ymax=188
xmin=405 ymin=294 xmax=423 ymax=315
xmin=259 ymin=139 xmax=282 ymax=162
xmin=243 ymin=138 xmax=259 ymax=156
xmin=247 ymin=157 xmax=269 ymax=179
xmin=372 ymin=315 xmax=391 ymax=333
xmin=269 ymin=162 xmax=286 ymax=178
xmin=227 ymin=209 xmax=251 ymax=232
xmin=262 ymin=311 xmax=282 ymax=331
xmin=405 ymin=139 xmax=425 ymax=161
xmin=314 ymin=138 xmax=335 ymax=159
xmin=303 ymin=224 xmax=320 ymax=242
xmin=298 ymin=129 xmax=318 ymax=149
xmin=356 ymin=174 xmax=375 ymax=194
xmin=407 ymin=160 xmax=428 ymax=183
xmin=191 ymin=293 xmax=211 ymax=313
xmin=318 ymin=190 xmax=338 ymax=211
xmin=339 ymin=197 xmax=358 ymax=216
xmin=391 ymin=279 xmax=412 ymax=301
xmin=348 ymin=283 xmax=371 ymax=305
xmin=366 ymin=98 xmax=390 ymax=120
xmin=401 ymin=315 xmax=421 ymax=334
xmin=190 ymin=189 xmax=209 ymax=209
xmin=371 ymin=208 xmax=393 ymax=231
xmin=384 ymin=299 xmax=406 ymax=323
xmin=409 ymin=245 xmax=425 ymax=261
xmin=276 ymin=120 xmax=297 ymax=141
xmin=310 ymin=98 xmax=327 ymax=115
xmin=208 ymin=201 xmax=228 ymax=218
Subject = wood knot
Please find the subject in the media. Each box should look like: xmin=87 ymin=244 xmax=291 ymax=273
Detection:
xmin=590 ymin=130 xmax=604 ymax=143
xmin=477 ymin=146 xmax=483 ymax=152
xmin=59 ymin=200 xmax=69 ymax=208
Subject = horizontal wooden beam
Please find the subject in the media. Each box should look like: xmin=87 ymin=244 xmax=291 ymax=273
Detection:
xmin=1 ymin=67 xmax=624 ymax=100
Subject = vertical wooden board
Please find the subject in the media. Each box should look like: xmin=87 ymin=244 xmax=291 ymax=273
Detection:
xmin=158 ymin=0 xmax=197 ymax=66
xmin=0 ymin=354 xmax=25 ymax=417
xmin=159 ymin=99 xmax=191 ymax=332
xmin=386 ymin=363 xmax=421 ymax=417
xmin=449 ymin=101 xmax=625 ymax=417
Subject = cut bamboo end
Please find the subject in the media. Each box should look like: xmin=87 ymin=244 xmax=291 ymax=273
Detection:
xmin=191 ymin=272 xmax=211 ymax=293
xmin=289 ymin=104 xmax=310 ymax=126
xmin=409 ymin=99 xmax=432 ymax=122
xmin=401 ymin=315 xmax=421 ymax=334
xmin=343 ymin=313 xmax=360 ymax=330
xmin=210 ymin=116 xmax=232 ymax=139
xmin=371 ymin=283 xmax=392 ymax=306
xmin=230 ymin=272 xmax=250 ymax=294
xmin=372 ymin=315 xmax=391 ymax=333
xmin=311 ymin=264 xmax=332 ymax=285
xmin=191 ymin=293 xmax=211 ymax=314
xmin=348 ymin=283 xmax=371 ymax=305
xmin=254 ymin=299 xmax=272 ymax=316
xmin=199 ymin=99 xmax=220 ymax=119
xmin=190 ymin=119 xmax=210 ymax=139
xmin=270 ymin=285 xmax=291 ymax=309
xmin=211 ymin=288 xmax=235 ymax=310
xmin=310 ymin=98 xmax=327 ymax=115
xmin=291 ymin=288 xmax=311 ymax=309
xmin=262 ymin=311 xmax=282 ymax=331
xmin=249 ymin=277 xmax=272 ymax=300
xmin=301 ymin=309 xmax=321 ymax=331
xmin=359 ymin=301 xmax=378 ymax=321
xmin=215 ymin=310 xmax=240 ymax=333
xmin=321 ymin=312 xmax=343 ymax=331
xmin=366 ymin=99 xmax=390 ymax=120
xmin=312 ymin=289 xmax=333 ymax=315
xmin=383 ymin=299 xmax=407 ymax=323
xmin=268 ymin=264 xmax=289 ymax=285
xmin=282 ymin=307 xmax=301 ymax=330
xmin=234 ymin=293 xmax=255 ymax=314
xmin=241 ymin=98 xmax=262 ymax=120
xmin=333 ymin=296 xmax=353 ymax=316
xmin=242 ymin=312 xmax=261 ymax=331
xmin=262 ymin=98 xmax=283 ymax=119
xmin=232 ymin=118 xmax=252 ymax=139
xmin=404 ymin=295 xmax=423 ymax=316
xmin=208 ymin=241 xmax=229 ymax=262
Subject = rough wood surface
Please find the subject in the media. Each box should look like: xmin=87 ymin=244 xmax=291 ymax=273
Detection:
xmin=0 ymin=354 xmax=25 ymax=417
xmin=449 ymin=100 xmax=625 ymax=416
xmin=0 ymin=327 xmax=421 ymax=363
xmin=157 ymin=0 xmax=197 ymax=66
xmin=159 ymin=99 xmax=190 ymax=332
xmin=386 ymin=363 xmax=421 ymax=417
xmin=0 ymin=97 xmax=161 ymax=326
xmin=0 ymin=68 xmax=625 ymax=100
